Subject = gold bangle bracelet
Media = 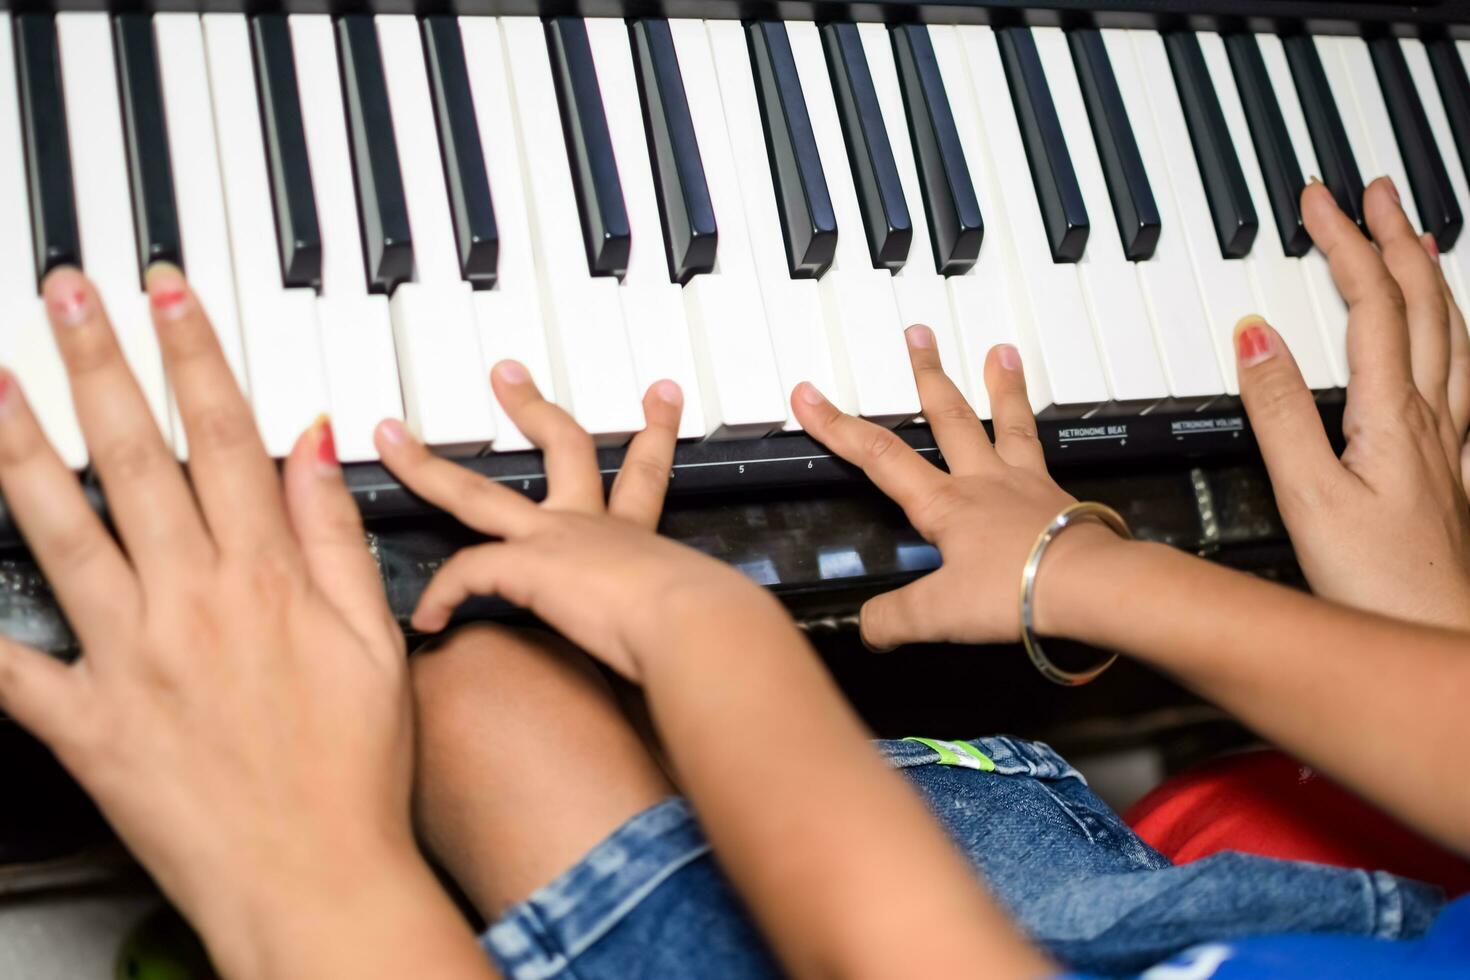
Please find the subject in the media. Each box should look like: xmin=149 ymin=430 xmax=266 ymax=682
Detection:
xmin=1018 ymin=502 xmax=1132 ymax=687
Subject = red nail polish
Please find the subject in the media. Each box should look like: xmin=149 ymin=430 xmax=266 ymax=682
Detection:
xmin=47 ymin=288 xmax=88 ymax=326
xmin=315 ymin=416 xmax=338 ymax=469
xmin=0 ymin=373 xmax=12 ymax=409
xmin=150 ymin=288 xmax=188 ymax=313
xmin=1424 ymin=235 xmax=1441 ymax=261
xmin=1235 ymin=324 xmax=1273 ymax=366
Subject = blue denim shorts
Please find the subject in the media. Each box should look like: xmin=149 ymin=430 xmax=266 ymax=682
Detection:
xmin=480 ymin=736 xmax=1445 ymax=979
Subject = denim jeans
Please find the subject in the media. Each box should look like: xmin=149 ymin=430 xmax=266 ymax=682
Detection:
xmin=481 ymin=736 xmax=1445 ymax=979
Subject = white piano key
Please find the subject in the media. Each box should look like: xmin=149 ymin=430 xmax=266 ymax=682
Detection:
xmin=1403 ymin=40 xmax=1470 ymax=322
xmin=289 ymin=14 xmax=404 ymax=463
xmin=959 ymin=24 xmax=1110 ymax=409
xmin=376 ymin=14 xmax=496 ymax=454
xmin=0 ymin=14 xmax=84 ymax=467
xmin=583 ymin=18 xmax=709 ymax=440
xmin=1034 ymin=26 xmax=1168 ymax=403
xmin=57 ymin=13 xmax=171 ymax=443
xmin=1258 ymin=33 xmax=1350 ymax=387
xmin=1130 ymin=30 xmax=1259 ymax=394
xmin=457 ymin=17 xmax=554 ymax=452
xmin=859 ymin=22 xmax=972 ymax=406
xmin=789 ymin=20 xmax=918 ymax=426
xmin=500 ymin=16 xmax=643 ymax=444
xmin=1101 ymin=29 xmax=1225 ymax=399
xmin=668 ymin=19 xmax=787 ymax=438
xmin=929 ymin=25 xmax=1030 ymax=417
xmin=1325 ymin=36 xmax=1418 ymax=226
xmin=154 ymin=14 xmax=250 ymax=459
xmin=203 ymin=13 xmax=329 ymax=457
xmin=1199 ymin=32 xmax=1333 ymax=391
xmin=706 ymin=18 xmax=841 ymax=428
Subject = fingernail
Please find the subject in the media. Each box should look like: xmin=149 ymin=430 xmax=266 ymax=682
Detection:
xmin=0 ymin=372 xmax=14 ymax=417
xmin=493 ymin=360 xmax=529 ymax=385
xmin=42 ymin=269 xmax=89 ymax=327
xmin=1422 ymin=232 xmax=1441 ymax=262
xmin=996 ymin=344 xmax=1022 ymax=371
xmin=905 ymin=324 xmax=935 ymax=349
xmin=796 ymin=381 xmax=828 ymax=406
xmin=1384 ymin=176 xmax=1401 ymax=204
xmin=652 ymin=379 xmax=683 ymax=406
xmin=312 ymin=415 xmax=338 ymax=474
xmin=1307 ymin=174 xmax=1323 ymax=186
xmin=1234 ymin=316 xmax=1275 ymax=367
xmin=145 ymin=263 xmax=189 ymax=320
xmin=378 ymin=418 xmax=411 ymax=446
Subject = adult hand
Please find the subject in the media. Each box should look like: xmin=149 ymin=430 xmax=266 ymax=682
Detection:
xmin=376 ymin=365 xmax=772 ymax=682
xmin=1235 ymin=177 xmax=1470 ymax=628
xmin=0 ymin=266 xmax=486 ymax=979
xmin=791 ymin=330 xmax=1120 ymax=650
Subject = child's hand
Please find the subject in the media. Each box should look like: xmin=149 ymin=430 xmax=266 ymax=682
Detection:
xmin=1234 ymin=178 xmax=1470 ymax=629
xmin=376 ymin=365 xmax=763 ymax=682
xmin=791 ymin=333 xmax=1121 ymax=650
xmin=0 ymin=268 xmax=454 ymax=978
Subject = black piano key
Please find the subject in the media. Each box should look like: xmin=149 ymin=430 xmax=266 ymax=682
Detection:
xmin=1164 ymin=32 xmax=1257 ymax=259
xmin=114 ymin=14 xmax=182 ymax=277
xmin=746 ymin=20 xmax=837 ymax=279
xmin=890 ymin=24 xmax=982 ymax=275
xmin=1283 ymin=35 xmax=1366 ymax=233
xmin=423 ymin=16 xmax=498 ymax=288
xmin=1067 ymin=28 xmax=1161 ymax=261
xmin=547 ymin=17 xmax=631 ymax=279
xmin=249 ymin=14 xmax=321 ymax=289
xmin=1225 ymin=34 xmax=1311 ymax=257
xmin=1371 ymin=37 xmax=1462 ymax=251
xmin=335 ymin=15 xmax=414 ymax=294
xmin=14 ymin=14 xmax=81 ymax=282
xmin=630 ymin=18 xmax=717 ymax=285
xmin=998 ymin=26 xmax=1089 ymax=263
xmin=1428 ymin=39 xmax=1470 ymax=202
xmin=821 ymin=22 xmax=911 ymax=272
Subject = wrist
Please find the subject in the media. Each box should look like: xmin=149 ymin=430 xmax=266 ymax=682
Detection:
xmin=1031 ymin=524 xmax=1154 ymax=641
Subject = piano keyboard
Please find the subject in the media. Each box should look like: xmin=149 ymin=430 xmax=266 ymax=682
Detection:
xmin=3 ymin=11 xmax=1470 ymax=477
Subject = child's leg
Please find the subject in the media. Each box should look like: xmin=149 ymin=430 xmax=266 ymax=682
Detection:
xmin=410 ymin=624 xmax=675 ymax=919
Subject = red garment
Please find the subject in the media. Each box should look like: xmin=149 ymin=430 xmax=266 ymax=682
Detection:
xmin=1124 ymin=748 xmax=1470 ymax=898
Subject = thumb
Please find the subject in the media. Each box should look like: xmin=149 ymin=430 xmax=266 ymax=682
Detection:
xmin=860 ymin=572 xmax=961 ymax=651
xmin=0 ymin=638 xmax=76 ymax=745
xmin=1235 ymin=315 xmax=1341 ymax=501
xmin=283 ymin=416 xmax=402 ymax=662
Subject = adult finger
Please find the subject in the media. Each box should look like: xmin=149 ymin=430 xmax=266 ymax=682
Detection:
xmin=1234 ymin=315 xmax=1341 ymax=504
xmin=146 ymin=265 xmax=294 ymax=557
xmin=376 ymin=419 xmax=541 ymax=539
xmin=0 ymin=371 xmax=138 ymax=643
xmin=490 ymin=361 xmax=602 ymax=513
xmin=609 ymin=381 xmax=681 ymax=528
xmin=42 ymin=269 xmax=211 ymax=581
xmin=1364 ymin=182 xmax=1451 ymax=410
xmin=984 ymin=345 xmax=1045 ymax=470
xmin=791 ymin=381 xmax=949 ymax=525
xmin=1431 ymin=241 xmax=1470 ymax=443
xmin=905 ymin=325 xmax=993 ymax=475
xmin=0 ymin=637 xmax=80 ymax=750
xmin=860 ymin=571 xmax=966 ymax=651
xmin=1303 ymin=179 xmax=1413 ymax=393
xmin=283 ymin=418 xmax=402 ymax=664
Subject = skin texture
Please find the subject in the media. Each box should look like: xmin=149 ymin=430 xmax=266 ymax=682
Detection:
xmin=384 ymin=368 xmax=1054 ymax=980
xmin=0 ymin=265 xmax=495 ymax=980
xmin=1233 ymin=178 xmax=1470 ymax=628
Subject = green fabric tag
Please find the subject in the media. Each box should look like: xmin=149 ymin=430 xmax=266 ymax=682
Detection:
xmin=903 ymin=736 xmax=996 ymax=771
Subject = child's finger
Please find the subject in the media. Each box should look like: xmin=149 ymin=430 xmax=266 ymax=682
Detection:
xmin=283 ymin=418 xmax=402 ymax=663
xmin=412 ymin=544 xmax=526 ymax=634
xmin=860 ymin=572 xmax=955 ymax=651
xmin=0 ymin=637 xmax=79 ymax=750
xmin=1366 ymin=187 xmax=1451 ymax=412
xmin=375 ymin=419 xmax=541 ymax=539
xmin=609 ymin=382 xmax=681 ymax=528
xmin=984 ymin=345 xmax=1045 ymax=470
xmin=905 ymin=325 xmax=993 ymax=476
xmin=791 ymin=381 xmax=949 ymax=524
xmin=490 ymin=361 xmax=602 ymax=514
